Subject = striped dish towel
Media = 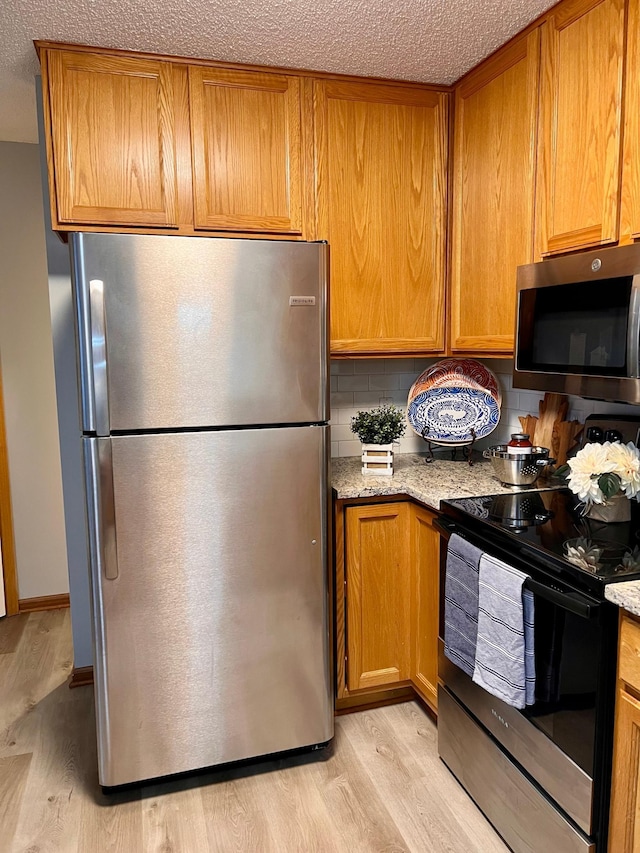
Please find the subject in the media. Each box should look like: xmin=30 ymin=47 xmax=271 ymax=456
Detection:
xmin=472 ymin=553 xmax=535 ymax=709
xmin=444 ymin=533 xmax=482 ymax=677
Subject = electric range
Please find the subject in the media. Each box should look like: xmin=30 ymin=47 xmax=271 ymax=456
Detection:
xmin=436 ymin=414 xmax=640 ymax=853
xmin=440 ymin=487 xmax=640 ymax=597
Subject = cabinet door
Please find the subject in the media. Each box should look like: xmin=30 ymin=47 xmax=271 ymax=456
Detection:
xmin=189 ymin=67 xmax=303 ymax=234
xmin=410 ymin=504 xmax=440 ymax=711
xmin=609 ymin=688 xmax=640 ymax=852
xmin=619 ymin=0 xmax=640 ymax=244
xmin=535 ymin=0 xmax=625 ymax=256
xmin=44 ymin=50 xmax=178 ymax=228
xmin=450 ymin=32 xmax=540 ymax=354
xmin=315 ymin=80 xmax=448 ymax=355
xmin=345 ymin=503 xmax=411 ymax=691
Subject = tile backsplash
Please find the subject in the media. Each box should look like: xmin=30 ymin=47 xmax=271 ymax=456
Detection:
xmin=329 ymin=357 xmax=640 ymax=458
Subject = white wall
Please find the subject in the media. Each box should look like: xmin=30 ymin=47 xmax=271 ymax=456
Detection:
xmin=0 ymin=141 xmax=69 ymax=599
xmin=329 ymin=357 xmax=640 ymax=457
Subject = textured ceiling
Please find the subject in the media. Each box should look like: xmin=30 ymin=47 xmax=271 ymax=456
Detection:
xmin=1 ymin=0 xmax=556 ymax=143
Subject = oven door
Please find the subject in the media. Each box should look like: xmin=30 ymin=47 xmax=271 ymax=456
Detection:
xmin=436 ymin=517 xmax=617 ymax=840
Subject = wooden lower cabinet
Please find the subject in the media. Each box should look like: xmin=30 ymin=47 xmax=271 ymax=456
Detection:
xmin=336 ymin=498 xmax=440 ymax=713
xmin=345 ymin=502 xmax=412 ymax=692
xmin=610 ymin=689 xmax=640 ymax=851
xmin=610 ymin=614 xmax=640 ymax=851
xmin=411 ymin=504 xmax=440 ymax=709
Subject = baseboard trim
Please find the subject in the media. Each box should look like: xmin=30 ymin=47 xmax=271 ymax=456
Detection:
xmin=69 ymin=665 xmax=94 ymax=688
xmin=18 ymin=593 xmax=70 ymax=613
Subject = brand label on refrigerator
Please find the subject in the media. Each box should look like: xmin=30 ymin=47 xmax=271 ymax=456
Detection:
xmin=289 ymin=296 xmax=316 ymax=306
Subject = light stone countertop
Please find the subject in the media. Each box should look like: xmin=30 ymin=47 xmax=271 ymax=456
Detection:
xmin=332 ymin=453 xmax=640 ymax=617
xmin=605 ymin=582 xmax=640 ymax=617
xmin=331 ymin=452 xmax=556 ymax=510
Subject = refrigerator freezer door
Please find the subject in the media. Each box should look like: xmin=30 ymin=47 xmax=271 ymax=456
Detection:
xmin=84 ymin=426 xmax=332 ymax=787
xmin=72 ymin=233 xmax=328 ymax=433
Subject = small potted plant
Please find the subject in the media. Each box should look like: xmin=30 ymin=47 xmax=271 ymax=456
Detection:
xmin=351 ymin=404 xmax=406 ymax=476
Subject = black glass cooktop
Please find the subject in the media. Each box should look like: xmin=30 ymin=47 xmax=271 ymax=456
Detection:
xmin=441 ymin=488 xmax=640 ymax=586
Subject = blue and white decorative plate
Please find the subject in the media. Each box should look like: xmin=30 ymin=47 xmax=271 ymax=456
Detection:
xmin=407 ymin=387 xmax=500 ymax=443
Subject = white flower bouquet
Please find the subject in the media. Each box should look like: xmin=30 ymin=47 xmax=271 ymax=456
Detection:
xmin=562 ymin=441 xmax=640 ymax=506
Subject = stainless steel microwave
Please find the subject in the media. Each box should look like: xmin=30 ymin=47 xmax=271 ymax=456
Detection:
xmin=514 ymin=243 xmax=640 ymax=403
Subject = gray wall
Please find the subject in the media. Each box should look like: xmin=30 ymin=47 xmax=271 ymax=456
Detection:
xmin=0 ymin=141 xmax=69 ymax=599
xmin=34 ymin=81 xmax=93 ymax=668
xmin=43 ymin=226 xmax=93 ymax=668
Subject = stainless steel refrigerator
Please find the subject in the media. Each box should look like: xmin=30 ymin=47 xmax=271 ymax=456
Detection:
xmin=71 ymin=232 xmax=333 ymax=787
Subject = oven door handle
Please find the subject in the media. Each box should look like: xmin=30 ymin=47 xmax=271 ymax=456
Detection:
xmin=523 ymin=578 xmax=597 ymax=619
xmin=434 ymin=517 xmax=454 ymax=537
xmin=435 ymin=517 xmax=599 ymax=619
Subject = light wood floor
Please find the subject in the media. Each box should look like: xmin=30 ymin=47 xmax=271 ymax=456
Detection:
xmin=0 ymin=609 xmax=508 ymax=852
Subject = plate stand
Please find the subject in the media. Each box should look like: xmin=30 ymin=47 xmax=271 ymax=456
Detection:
xmin=420 ymin=426 xmax=476 ymax=465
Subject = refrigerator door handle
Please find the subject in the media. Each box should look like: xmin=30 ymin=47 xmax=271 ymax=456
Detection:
xmin=72 ymin=234 xmax=96 ymax=433
xmin=84 ymin=437 xmax=119 ymax=581
xmin=89 ymin=279 xmax=110 ymax=437
xmin=71 ymin=234 xmax=110 ymax=436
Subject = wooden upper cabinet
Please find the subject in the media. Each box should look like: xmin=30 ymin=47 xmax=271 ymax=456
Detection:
xmin=315 ymin=80 xmax=448 ymax=355
xmin=620 ymin=0 xmax=640 ymax=244
xmin=450 ymin=31 xmax=540 ymax=354
xmin=44 ymin=50 xmax=179 ymax=228
xmin=189 ymin=67 xmax=303 ymax=233
xmin=535 ymin=0 xmax=626 ymax=257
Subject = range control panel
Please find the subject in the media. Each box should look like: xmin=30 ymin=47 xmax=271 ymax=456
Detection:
xmin=583 ymin=414 xmax=640 ymax=447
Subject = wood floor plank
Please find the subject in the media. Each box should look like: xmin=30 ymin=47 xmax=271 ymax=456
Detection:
xmin=77 ymin=696 xmax=145 ymax=853
xmin=309 ymin=724 xmax=410 ymax=852
xmin=142 ymin=780 xmax=210 ymax=853
xmin=0 ymin=611 xmax=73 ymax=759
xmin=9 ymin=687 xmax=89 ymax=852
xmin=0 ymin=613 xmax=28 ymax=654
xmin=200 ymin=772 xmax=280 ymax=852
xmin=78 ymin=789 xmax=144 ymax=853
xmin=1 ymin=611 xmax=70 ymax=710
xmin=384 ymin=701 xmax=510 ymax=851
xmin=0 ymin=752 xmax=32 ymax=843
xmin=244 ymin=762 xmax=344 ymax=851
xmin=341 ymin=704 xmax=509 ymax=853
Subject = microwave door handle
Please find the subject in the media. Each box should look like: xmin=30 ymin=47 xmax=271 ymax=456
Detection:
xmin=627 ymin=275 xmax=640 ymax=378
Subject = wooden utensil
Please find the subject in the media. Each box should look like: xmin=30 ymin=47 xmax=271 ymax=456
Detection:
xmin=555 ymin=419 xmax=583 ymax=466
xmin=534 ymin=393 xmax=568 ymax=452
xmin=518 ymin=392 xmax=582 ymax=466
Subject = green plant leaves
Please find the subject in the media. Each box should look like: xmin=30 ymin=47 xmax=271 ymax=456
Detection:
xmin=597 ymin=471 xmax=622 ymax=499
xmin=350 ymin=404 xmax=406 ymax=445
